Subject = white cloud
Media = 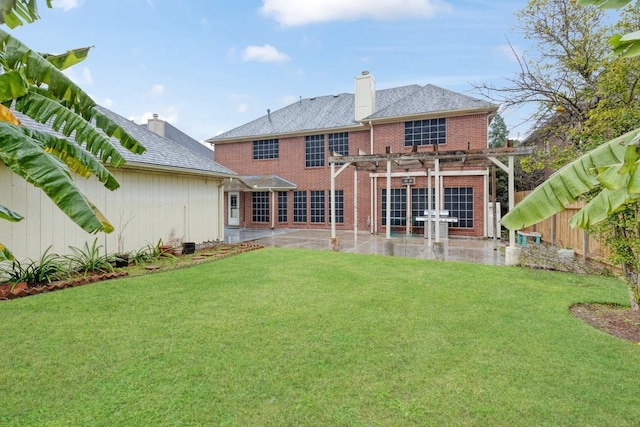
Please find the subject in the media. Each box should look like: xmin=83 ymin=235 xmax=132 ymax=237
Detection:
xmin=260 ymin=0 xmax=451 ymax=26
xmin=495 ymin=43 xmax=522 ymax=63
xmin=52 ymin=0 xmax=83 ymax=11
xmin=129 ymin=106 xmax=179 ymax=125
xmin=228 ymin=92 xmax=246 ymax=102
xmin=242 ymin=44 xmax=290 ymax=63
xmin=62 ymin=66 xmax=93 ymax=85
xmin=102 ymin=98 xmax=114 ymax=108
xmin=237 ymin=103 xmax=249 ymax=113
xmin=149 ymin=84 xmax=165 ymax=96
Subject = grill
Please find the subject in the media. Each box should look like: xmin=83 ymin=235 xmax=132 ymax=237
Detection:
xmin=415 ymin=210 xmax=458 ymax=240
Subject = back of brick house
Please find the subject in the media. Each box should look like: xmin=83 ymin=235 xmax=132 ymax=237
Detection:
xmin=208 ymin=72 xmax=498 ymax=238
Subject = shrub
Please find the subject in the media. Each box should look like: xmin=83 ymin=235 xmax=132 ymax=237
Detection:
xmin=66 ymin=239 xmax=115 ymax=275
xmin=0 ymin=247 xmax=67 ymax=288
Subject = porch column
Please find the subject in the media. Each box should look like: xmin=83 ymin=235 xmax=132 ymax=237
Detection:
xmin=386 ymin=160 xmax=391 ymax=239
xmin=331 ymin=161 xmax=336 ymax=240
xmin=354 ymin=168 xmax=358 ymax=237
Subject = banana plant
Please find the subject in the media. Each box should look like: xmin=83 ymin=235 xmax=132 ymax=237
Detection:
xmin=0 ymin=0 xmax=50 ymax=28
xmin=501 ymin=128 xmax=640 ymax=230
xmin=504 ymin=0 xmax=640 ymax=231
xmin=0 ymin=1 xmax=146 ymax=260
xmin=578 ymin=1 xmax=640 ymax=57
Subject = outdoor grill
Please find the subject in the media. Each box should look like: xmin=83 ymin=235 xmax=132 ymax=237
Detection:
xmin=415 ymin=210 xmax=458 ymax=240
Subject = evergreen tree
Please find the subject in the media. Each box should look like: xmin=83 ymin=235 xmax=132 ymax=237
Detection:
xmin=488 ymin=113 xmax=508 ymax=148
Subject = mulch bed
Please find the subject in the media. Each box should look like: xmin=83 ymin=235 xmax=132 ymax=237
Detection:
xmin=570 ymin=303 xmax=640 ymax=343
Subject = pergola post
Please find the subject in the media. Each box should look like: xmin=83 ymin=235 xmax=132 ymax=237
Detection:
xmin=508 ymin=155 xmax=515 ymax=247
xmin=354 ymin=168 xmax=358 ymax=238
xmin=331 ymin=161 xmax=337 ymax=245
xmin=434 ymin=158 xmax=441 ymax=243
xmin=386 ymin=160 xmax=392 ymax=239
xmin=427 ymin=168 xmax=432 ymax=246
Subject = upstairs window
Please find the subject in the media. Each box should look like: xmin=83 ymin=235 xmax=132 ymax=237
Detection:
xmin=404 ymin=118 xmax=446 ymax=146
xmin=328 ymin=132 xmax=349 ymax=155
xmin=328 ymin=132 xmax=349 ymax=166
xmin=253 ymin=139 xmax=279 ymax=160
xmin=305 ymin=135 xmax=325 ymax=167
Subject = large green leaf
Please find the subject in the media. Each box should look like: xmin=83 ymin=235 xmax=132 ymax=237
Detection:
xmin=0 ymin=203 xmax=23 ymax=222
xmin=0 ymin=28 xmax=94 ymax=116
xmin=0 ymin=121 xmax=113 ymax=234
xmin=0 ymin=0 xmax=49 ymax=29
xmin=92 ymin=108 xmax=146 ymax=155
xmin=42 ymin=46 xmax=92 ymax=71
xmin=20 ymin=125 xmax=120 ymax=190
xmin=569 ymin=187 xmax=636 ymax=228
xmin=15 ymin=89 xmax=130 ymax=166
xmin=577 ymin=0 xmax=632 ymax=8
xmin=502 ymin=127 xmax=640 ymax=230
xmin=0 ymin=242 xmax=14 ymax=261
xmin=0 ymin=70 xmax=28 ymax=101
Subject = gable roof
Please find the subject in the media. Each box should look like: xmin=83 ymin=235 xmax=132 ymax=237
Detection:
xmin=151 ymin=119 xmax=215 ymax=160
xmin=16 ymin=106 xmax=236 ymax=177
xmin=208 ymin=83 xmax=497 ymax=143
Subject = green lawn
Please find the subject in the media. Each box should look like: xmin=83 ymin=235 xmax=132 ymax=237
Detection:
xmin=1 ymin=247 xmax=638 ymax=426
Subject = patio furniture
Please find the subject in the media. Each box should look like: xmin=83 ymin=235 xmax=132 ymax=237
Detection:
xmin=516 ymin=230 xmax=541 ymax=246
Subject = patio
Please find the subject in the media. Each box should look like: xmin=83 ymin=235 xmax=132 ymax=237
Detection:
xmin=225 ymin=228 xmax=506 ymax=265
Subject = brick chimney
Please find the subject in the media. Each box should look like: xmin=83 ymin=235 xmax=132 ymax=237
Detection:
xmin=355 ymin=71 xmax=375 ymax=121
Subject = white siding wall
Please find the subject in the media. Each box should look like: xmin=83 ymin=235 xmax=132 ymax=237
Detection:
xmin=0 ymin=165 xmax=224 ymax=261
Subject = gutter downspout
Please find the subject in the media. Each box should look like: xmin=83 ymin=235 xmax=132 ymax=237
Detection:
xmin=270 ymin=189 xmax=275 ymax=229
xmin=218 ymin=180 xmax=226 ymax=242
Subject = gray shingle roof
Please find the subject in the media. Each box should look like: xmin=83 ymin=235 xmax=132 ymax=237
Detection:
xmin=368 ymin=84 xmax=497 ymax=119
xmin=95 ymin=106 xmax=236 ymax=175
xmin=16 ymin=106 xmax=236 ymax=177
xmin=208 ymin=84 xmax=497 ymax=142
xmin=163 ymin=121 xmax=215 ymax=160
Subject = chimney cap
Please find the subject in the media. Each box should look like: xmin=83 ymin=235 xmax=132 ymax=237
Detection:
xmin=361 ymin=71 xmax=370 ymax=76
xmin=152 ymin=113 xmax=159 ymax=119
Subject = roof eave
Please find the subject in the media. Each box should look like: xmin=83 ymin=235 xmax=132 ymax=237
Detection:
xmin=118 ymin=161 xmax=237 ymax=179
xmin=207 ymin=123 xmax=368 ymax=145
xmin=363 ymin=106 xmax=499 ymax=125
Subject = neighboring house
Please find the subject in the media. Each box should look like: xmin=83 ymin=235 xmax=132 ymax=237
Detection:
xmin=208 ymin=72 xmax=499 ymax=239
xmin=0 ymin=105 xmax=236 ymax=261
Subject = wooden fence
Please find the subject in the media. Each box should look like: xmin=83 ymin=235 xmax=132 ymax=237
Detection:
xmin=515 ymin=191 xmax=611 ymax=263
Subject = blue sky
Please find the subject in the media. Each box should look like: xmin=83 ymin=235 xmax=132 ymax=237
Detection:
xmin=13 ymin=0 xmax=532 ymax=145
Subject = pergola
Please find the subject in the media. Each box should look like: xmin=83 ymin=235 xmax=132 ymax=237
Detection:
xmin=328 ymin=145 xmax=533 ymax=256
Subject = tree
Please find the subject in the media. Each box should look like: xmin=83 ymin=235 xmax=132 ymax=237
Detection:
xmin=488 ymin=113 xmax=508 ymax=148
xmin=0 ymin=1 xmax=145 ymax=260
xmin=475 ymin=0 xmax=612 ymax=151
xmin=503 ymin=0 xmax=640 ymax=309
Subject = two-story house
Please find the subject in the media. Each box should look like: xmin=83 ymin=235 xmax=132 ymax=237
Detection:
xmin=207 ymin=72 xmax=499 ymax=239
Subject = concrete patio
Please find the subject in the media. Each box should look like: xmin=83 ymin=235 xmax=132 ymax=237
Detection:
xmin=225 ymin=228 xmax=506 ymax=266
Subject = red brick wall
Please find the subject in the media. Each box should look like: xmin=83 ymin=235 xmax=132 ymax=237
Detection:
xmin=215 ymin=113 xmax=490 ymax=237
